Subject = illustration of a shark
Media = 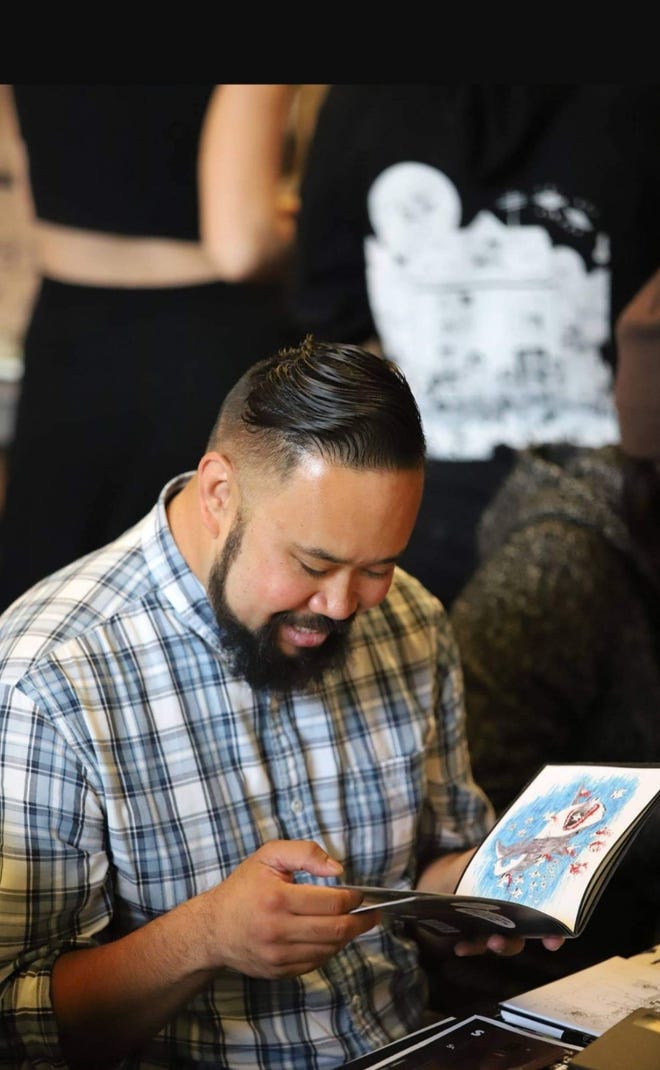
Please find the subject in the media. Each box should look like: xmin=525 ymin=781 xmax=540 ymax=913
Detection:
xmin=493 ymin=787 xmax=606 ymax=879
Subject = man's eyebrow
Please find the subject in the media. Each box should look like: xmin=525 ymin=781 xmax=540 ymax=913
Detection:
xmin=294 ymin=544 xmax=401 ymax=566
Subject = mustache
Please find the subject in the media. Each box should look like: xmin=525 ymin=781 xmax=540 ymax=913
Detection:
xmin=272 ymin=610 xmax=356 ymax=636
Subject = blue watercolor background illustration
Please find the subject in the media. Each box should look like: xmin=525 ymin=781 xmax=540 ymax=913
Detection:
xmin=467 ymin=771 xmax=639 ymax=911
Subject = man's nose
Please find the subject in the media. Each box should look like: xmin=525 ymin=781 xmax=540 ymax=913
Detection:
xmin=308 ymin=576 xmax=359 ymax=621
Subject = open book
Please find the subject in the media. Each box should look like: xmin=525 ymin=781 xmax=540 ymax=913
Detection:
xmin=345 ymin=763 xmax=660 ymax=939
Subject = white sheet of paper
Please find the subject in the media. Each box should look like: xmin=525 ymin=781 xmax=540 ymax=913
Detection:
xmin=501 ymin=955 xmax=660 ymax=1036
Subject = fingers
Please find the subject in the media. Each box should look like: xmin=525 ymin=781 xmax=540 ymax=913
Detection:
xmin=286 ymin=881 xmax=365 ymax=918
xmin=200 ymin=841 xmax=378 ymax=980
xmin=453 ymin=935 xmax=525 ymax=957
xmin=300 ymin=905 xmax=378 ymax=945
xmin=257 ymin=883 xmax=377 ymax=948
xmin=453 ymin=937 xmax=492 ymax=957
xmin=484 ymin=934 xmax=526 ymax=957
xmin=453 ymin=934 xmax=564 ymax=958
xmin=255 ymin=839 xmax=345 ymax=880
xmin=221 ymin=892 xmax=377 ymax=980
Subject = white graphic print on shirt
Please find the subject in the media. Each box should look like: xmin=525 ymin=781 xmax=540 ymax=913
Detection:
xmin=365 ymin=162 xmax=618 ymax=460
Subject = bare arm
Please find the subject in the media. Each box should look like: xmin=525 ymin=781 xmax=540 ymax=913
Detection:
xmin=415 ymin=847 xmax=477 ymax=897
xmin=51 ymin=840 xmax=375 ymax=1070
xmin=198 ymin=84 xmax=299 ymax=281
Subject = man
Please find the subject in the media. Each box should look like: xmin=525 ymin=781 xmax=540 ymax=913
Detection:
xmin=0 ymin=339 xmax=561 ymax=1069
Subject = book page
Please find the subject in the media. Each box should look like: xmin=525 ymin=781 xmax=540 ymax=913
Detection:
xmin=346 ymin=884 xmax=568 ymax=938
xmin=501 ymin=956 xmax=660 ymax=1036
xmin=456 ymin=764 xmax=660 ymax=932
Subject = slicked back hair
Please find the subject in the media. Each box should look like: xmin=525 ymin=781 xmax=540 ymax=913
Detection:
xmin=207 ymin=337 xmax=426 ymax=479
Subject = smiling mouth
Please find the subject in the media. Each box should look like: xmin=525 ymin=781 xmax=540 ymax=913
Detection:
xmin=279 ymin=622 xmax=329 ymax=650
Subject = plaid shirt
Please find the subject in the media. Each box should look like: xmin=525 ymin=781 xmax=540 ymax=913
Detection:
xmin=0 ymin=475 xmax=493 ymax=1069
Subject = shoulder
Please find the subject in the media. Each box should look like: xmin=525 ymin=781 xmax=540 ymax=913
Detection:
xmin=354 ymin=565 xmax=458 ymax=666
xmin=377 ymin=564 xmax=447 ymax=622
xmin=0 ymin=520 xmax=151 ymax=684
xmin=468 ymin=515 xmax=617 ymax=598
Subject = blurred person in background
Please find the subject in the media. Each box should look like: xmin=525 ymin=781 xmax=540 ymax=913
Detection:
xmin=443 ymin=267 xmax=660 ymax=1005
xmin=0 ymin=84 xmax=37 ymax=513
xmin=293 ymin=84 xmax=660 ymax=607
xmin=0 ymin=84 xmax=304 ymax=611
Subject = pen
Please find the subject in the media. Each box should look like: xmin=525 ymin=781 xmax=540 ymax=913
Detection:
xmin=498 ymin=1008 xmax=595 ymax=1048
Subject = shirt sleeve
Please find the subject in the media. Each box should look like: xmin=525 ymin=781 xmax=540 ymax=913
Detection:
xmin=416 ymin=609 xmax=495 ymax=876
xmin=0 ymin=682 xmax=110 ymax=1067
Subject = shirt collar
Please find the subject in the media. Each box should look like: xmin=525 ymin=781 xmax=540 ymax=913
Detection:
xmin=141 ymin=473 xmax=222 ymax=644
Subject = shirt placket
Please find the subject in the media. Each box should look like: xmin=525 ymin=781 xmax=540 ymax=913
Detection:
xmin=268 ymin=692 xmax=319 ymax=841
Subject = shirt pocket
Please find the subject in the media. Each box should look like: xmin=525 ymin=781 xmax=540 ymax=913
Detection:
xmin=329 ymin=751 xmax=424 ymax=887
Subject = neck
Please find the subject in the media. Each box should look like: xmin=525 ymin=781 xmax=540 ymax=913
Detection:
xmin=166 ymin=476 xmax=210 ymax=585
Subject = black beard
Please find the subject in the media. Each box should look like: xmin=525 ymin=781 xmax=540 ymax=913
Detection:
xmin=207 ymin=521 xmax=354 ymax=693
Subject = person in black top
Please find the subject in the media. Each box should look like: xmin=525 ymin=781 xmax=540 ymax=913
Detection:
xmin=0 ymin=84 xmax=300 ymax=610
xmin=292 ymin=84 xmax=660 ymax=606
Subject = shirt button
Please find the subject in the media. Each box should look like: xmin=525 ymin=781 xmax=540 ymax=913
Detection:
xmin=351 ymin=994 xmax=361 ymax=1010
xmin=291 ymin=798 xmax=303 ymax=814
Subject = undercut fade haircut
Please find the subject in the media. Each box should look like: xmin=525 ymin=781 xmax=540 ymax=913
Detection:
xmin=208 ymin=336 xmax=426 ymax=478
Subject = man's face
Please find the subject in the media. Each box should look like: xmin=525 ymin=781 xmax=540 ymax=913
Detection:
xmin=207 ymin=456 xmax=423 ymax=693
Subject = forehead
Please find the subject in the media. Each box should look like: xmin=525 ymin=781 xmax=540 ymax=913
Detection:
xmin=245 ymin=456 xmax=424 ymax=561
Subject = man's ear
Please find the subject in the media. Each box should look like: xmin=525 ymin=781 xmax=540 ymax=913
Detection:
xmin=197 ymin=451 xmax=236 ymax=538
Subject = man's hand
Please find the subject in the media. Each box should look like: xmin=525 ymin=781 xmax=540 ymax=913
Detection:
xmin=52 ymin=839 xmax=375 ymax=1068
xmin=452 ymin=933 xmax=565 ymax=957
xmin=415 ymin=849 xmax=565 ymax=958
xmin=198 ymin=839 xmax=377 ymax=978
xmin=411 ymin=922 xmax=565 ymax=965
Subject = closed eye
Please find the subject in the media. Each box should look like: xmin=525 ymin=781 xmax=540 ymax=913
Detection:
xmin=363 ymin=567 xmax=394 ymax=580
xmin=299 ymin=562 xmax=329 ymax=577
xmin=297 ymin=558 xmax=395 ymax=581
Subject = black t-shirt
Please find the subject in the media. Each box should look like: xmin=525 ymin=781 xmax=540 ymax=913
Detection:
xmin=294 ymin=84 xmax=660 ymax=462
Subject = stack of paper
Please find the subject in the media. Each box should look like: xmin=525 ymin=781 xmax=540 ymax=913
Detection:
xmin=500 ymin=954 xmax=660 ymax=1037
